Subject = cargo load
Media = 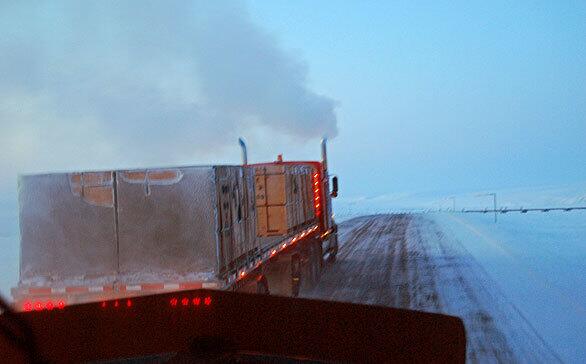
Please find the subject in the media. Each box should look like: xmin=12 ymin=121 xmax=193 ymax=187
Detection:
xmin=254 ymin=164 xmax=316 ymax=236
xmin=12 ymin=139 xmax=340 ymax=307
xmin=17 ymin=166 xmax=261 ymax=286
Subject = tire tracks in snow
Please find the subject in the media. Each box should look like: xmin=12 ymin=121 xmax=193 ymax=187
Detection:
xmin=301 ymin=214 xmax=561 ymax=363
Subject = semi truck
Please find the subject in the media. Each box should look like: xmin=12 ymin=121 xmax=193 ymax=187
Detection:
xmin=11 ymin=139 xmax=340 ymax=310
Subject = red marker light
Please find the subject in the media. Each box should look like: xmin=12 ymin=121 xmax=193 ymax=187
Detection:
xmin=170 ymin=298 xmax=178 ymax=307
xmin=46 ymin=301 xmax=54 ymax=311
xmin=204 ymin=296 xmax=212 ymax=306
xmin=34 ymin=302 xmax=43 ymax=311
xmin=126 ymin=299 xmax=132 ymax=307
xmin=181 ymin=297 xmax=189 ymax=306
xmin=193 ymin=297 xmax=201 ymax=306
xmin=101 ymin=301 xmax=107 ymax=308
xmin=114 ymin=300 xmax=119 ymax=308
xmin=57 ymin=300 xmax=66 ymax=310
xmin=23 ymin=301 xmax=32 ymax=312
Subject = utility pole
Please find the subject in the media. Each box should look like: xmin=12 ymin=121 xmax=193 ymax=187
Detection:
xmin=491 ymin=193 xmax=497 ymax=223
xmin=476 ymin=193 xmax=497 ymax=223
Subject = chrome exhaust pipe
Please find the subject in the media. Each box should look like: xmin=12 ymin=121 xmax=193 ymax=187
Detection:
xmin=321 ymin=137 xmax=328 ymax=174
xmin=238 ymin=137 xmax=248 ymax=165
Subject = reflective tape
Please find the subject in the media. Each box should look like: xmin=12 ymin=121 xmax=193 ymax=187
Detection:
xmin=163 ymin=283 xmax=180 ymax=290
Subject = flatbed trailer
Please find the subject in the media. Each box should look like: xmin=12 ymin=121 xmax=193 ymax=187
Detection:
xmin=12 ymin=140 xmax=339 ymax=310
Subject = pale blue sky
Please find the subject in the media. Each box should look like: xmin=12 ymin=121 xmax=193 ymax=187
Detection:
xmin=249 ymin=1 xmax=586 ymax=196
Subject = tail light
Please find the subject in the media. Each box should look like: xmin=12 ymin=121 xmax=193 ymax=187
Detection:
xmin=101 ymin=299 xmax=133 ymax=309
xmin=169 ymin=296 xmax=212 ymax=308
xmin=23 ymin=300 xmax=67 ymax=312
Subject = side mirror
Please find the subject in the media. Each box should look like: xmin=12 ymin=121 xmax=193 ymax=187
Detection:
xmin=331 ymin=175 xmax=338 ymax=198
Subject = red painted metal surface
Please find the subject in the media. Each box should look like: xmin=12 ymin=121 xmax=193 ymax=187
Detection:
xmin=1 ymin=289 xmax=466 ymax=363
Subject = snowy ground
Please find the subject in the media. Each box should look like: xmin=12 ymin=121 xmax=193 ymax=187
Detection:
xmin=302 ymin=211 xmax=586 ymax=363
xmin=433 ymin=211 xmax=586 ymax=363
xmin=328 ymin=184 xmax=586 ymax=362
xmin=302 ymin=214 xmax=565 ymax=363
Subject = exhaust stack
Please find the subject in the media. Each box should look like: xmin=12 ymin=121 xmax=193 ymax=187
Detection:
xmin=238 ymin=138 xmax=248 ymax=165
xmin=321 ymin=138 xmax=328 ymax=174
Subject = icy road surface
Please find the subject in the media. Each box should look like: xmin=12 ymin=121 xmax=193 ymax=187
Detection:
xmin=301 ymin=214 xmax=562 ymax=363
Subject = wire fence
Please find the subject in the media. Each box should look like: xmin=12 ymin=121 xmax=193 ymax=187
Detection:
xmin=458 ymin=206 xmax=586 ymax=214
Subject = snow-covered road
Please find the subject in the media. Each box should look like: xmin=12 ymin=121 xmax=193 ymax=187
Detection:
xmin=301 ymin=214 xmax=562 ymax=363
xmin=434 ymin=211 xmax=586 ymax=363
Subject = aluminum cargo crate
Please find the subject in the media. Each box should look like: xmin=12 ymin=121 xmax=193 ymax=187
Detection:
xmin=17 ymin=165 xmax=257 ymax=286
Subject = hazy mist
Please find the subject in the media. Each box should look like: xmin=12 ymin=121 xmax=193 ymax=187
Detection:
xmin=0 ymin=1 xmax=337 ymax=194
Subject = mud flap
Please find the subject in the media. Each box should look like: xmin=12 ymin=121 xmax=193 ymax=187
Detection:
xmin=301 ymin=241 xmax=322 ymax=290
xmin=291 ymin=254 xmax=301 ymax=297
xmin=327 ymin=226 xmax=339 ymax=263
xmin=264 ymin=254 xmax=300 ymax=297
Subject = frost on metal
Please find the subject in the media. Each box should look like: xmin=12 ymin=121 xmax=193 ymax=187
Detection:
xmin=18 ymin=270 xmax=216 ymax=288
xmin=120 ymin=169 xmax=183 ymax=186
xmin=116 ymin=270 xmax=216 ymax=285
xmin=19 ymin=173 xmax=118 ymax=282
xmin=18 ymin=165 xmax=257 ymax=289
xmin=69 ymin=171 xmax=115 ymax=207
xmin=116 ymin=167 xmax=220 ymax=277
xmin=19 ymin=274 xmax=118 ymax=288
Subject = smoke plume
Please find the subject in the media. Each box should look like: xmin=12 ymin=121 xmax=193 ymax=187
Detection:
xmin=0 ymin=1 xmax=338 ymax=185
